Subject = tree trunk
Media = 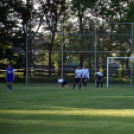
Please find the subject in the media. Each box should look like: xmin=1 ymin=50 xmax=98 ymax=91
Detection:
xmin=49 ymin=31 xmax=55 ymax=76
xmin=126 ymin=57 xmax=131 ymax=78
xmin=49 ymin=50 xmax=52 ymax=76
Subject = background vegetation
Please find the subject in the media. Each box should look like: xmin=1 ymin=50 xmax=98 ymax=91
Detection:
xmin=0 ymin=0 xmax=134 ymax=84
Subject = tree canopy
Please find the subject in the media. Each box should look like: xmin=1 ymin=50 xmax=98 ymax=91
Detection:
xmin=0 ymin=0 xmax=134 ymax=78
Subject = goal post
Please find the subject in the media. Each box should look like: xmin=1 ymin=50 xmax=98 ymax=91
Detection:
xmin=107 ymin=57 xmax=134 ymax=87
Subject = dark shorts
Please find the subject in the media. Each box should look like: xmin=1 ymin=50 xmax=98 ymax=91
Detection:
xmin=97 ymin=76 xmax=103 ymax=82
xmin=62 ymin=80 xmax=67 ymax=87
xmin=83 ymin=78 xmax=88 ymax=83
xmin=7 ymin=77 xmax=13 ymax=82
xmin=75 ymin=78 xmax=81 ymax=83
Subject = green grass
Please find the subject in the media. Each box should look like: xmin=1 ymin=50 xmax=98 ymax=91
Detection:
xmin=0 ymin=84 xmax=134 ymax=134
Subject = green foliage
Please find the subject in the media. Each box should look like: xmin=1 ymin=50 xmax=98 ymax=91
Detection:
xmin=99 ymin=0 xmax=134 ymax=22
xmin=0 ymin=0 xmax=134 ymax=78
xmin=0 ymin=0 xmax=32 ymax=66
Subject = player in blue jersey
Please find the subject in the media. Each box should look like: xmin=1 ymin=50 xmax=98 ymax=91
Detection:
xmin=6 ymin=64 xmax=14 ymax=92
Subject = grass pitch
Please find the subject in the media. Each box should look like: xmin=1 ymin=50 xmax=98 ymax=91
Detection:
xmin=0 ymin=84 xmax=134 ymax=134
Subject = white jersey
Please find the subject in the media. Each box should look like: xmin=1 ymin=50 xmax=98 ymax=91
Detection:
xmin=82 ymin=69 xmax=89 ymax=79
xmin=95 ymin=72 xmax=103 ymax=77
xmin=58 ymin=78 xmax=64 ymax=83
xmin=75 ymin=69 xmax=82 ymax=78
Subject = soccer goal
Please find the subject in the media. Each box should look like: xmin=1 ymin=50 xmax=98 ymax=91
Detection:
xmin=107 ymin=57 xmax=134 ymax=87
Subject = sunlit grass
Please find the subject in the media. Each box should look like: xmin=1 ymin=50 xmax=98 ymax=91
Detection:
xmin=0 ymin=84 xmax=134 ymax=134
xmin=0 ymin=108 xmax=134 ymax=117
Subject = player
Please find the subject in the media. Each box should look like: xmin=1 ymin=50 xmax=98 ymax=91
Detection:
xmin=95 ymin=71 xmax=103 ymax=88
xmin=73 ymin=65 xmax=82 ymax=90
xmin=58 ymin=78 xmax=68 ymax=87
xmin=6 ymin=64 xmax=14 ymax=92
xmin=82 ymin=65 xmax=89 ymax=89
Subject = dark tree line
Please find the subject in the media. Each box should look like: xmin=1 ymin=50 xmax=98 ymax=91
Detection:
xmin=0 ymin=0 xmax=134 ymax=77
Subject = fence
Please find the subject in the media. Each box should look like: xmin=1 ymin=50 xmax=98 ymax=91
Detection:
xmin=0 ymin=22 xmax=133 ymax=86
xmin=25 ymin=22 xmax=134 ymax=86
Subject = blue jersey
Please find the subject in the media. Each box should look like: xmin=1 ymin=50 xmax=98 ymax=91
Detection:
xmin=6 ymin=68 xmax=14 ymax=78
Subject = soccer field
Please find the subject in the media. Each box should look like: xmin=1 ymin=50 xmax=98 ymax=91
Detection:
xmin=0 ymin=84 xmax=134 ymax=134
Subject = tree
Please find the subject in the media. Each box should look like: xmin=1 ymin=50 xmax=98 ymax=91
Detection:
xmin=99 ymin=0 xmax=134 ymax=77
xmin=71 ymin=0 xmax=100 ymax=67
xmin=0 ymin=0 xmax=32 ymax=76
xmin=35 ymin=0 xmax=67 ymax=76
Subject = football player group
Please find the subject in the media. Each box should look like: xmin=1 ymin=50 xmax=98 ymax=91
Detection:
xmin=5 ymin=64 xmax=103 ymax=92
xmin=58 ymin=65 xmax=103 ymax=90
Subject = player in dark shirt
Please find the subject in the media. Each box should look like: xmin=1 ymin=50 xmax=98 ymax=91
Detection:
xmin=95 ymin=71 xmax=103 ymax=88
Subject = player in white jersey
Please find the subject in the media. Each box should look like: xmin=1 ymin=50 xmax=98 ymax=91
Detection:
xmin=73 ymin=65 xmax=82 ymax=90
xmin=95 ymin=71 xmax=103 ymax=88
xmin=58 ymin=78 xmax=68 ymax=87
xmin=82 ymin=65 xmax=89 ymax=89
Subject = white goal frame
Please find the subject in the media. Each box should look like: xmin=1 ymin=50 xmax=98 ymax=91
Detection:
xmin=107 ymin=57 xmax=134 ymax=87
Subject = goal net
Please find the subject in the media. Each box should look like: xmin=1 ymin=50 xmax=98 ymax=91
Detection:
xmin=107 ymin=57 xmax=134 ymax=87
